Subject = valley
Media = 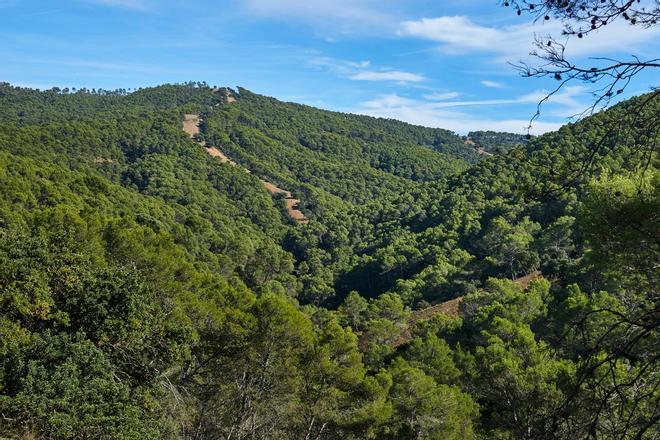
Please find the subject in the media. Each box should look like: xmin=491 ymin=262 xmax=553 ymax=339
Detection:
xmin=0 ymin=82 xmax=656 ymax=440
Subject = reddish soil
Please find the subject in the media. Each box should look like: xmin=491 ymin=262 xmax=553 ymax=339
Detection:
xmin=411 ymin=296 xmax=464 ymax=322
xmin=206 ymin=147 xmax=238 ymax=166
xmin=373 ymin=271 xmax=545 ymax=348
xmin=183 ymin=113 xmax=308 ymax=224
xmin=183 ymin=114 xmax=201 ymax=138
xmin=391 ymin=297 xmax=464 ymax=347
xmin=261 ymin=180 xmax=291 ymax=197
xmin=513 ymin=270 xmax=543 ymax=289
xmin=260 ymin=180 xmax=308 ymax=223
xmin=285 ymin=198 xmax=309 ymax=224
xmin=464 ymin=138 xmax=493 ymax=157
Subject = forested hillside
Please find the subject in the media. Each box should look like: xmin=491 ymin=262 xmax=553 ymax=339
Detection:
xmin=466 ymin=130 xmax=529 ymax=154
xmin=0 ymin=82 xmax=657 ymax=439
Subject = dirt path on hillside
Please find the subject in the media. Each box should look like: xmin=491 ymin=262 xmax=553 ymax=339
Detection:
xmin=183 ymin=114 xmax=238 ymax=166
xmin=183 ymin=113 xmax=308 ymax=224
xmin=363 ymin=271 xmax=545 ymax=348
xmin=183 ymin=113 xmax=201 ymax=138
xmin=464 ymin=137 xmax=494 ymax=157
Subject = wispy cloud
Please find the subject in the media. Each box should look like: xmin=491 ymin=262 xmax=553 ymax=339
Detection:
xmin=395 ymin=86 xmax=585 ymax=112
xmin=481 ymin=80 xmax=505 ymax=89
xmin=16 ymin=8 xmax=70 ymax=18
xmin=354 ymin=93 xmax=562 ymax=134
xmin=517 ymin=86 xmax=588 ymax=118
xmin=310 ymin=56 xmax=425 ymax=84
xmin=9 ymin=56 xmax=211 ymax=76
xmin=352 ymin=86 xmax=589 ymax=134
xmin=423 ymin=91 xmax=460 ymax=101
xmin=399 ymin=16 xmax=524 ymax=55
xmin=398 ymin=15 xmax=659 ymax=61
xmin=349 ymin=70 xmax=425 ymax=82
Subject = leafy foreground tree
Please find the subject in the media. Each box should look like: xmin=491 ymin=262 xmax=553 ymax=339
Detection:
xmin=498 ymin=5 xmax=659 ymax=433
xmin=548 ymin=172 xmax=660 ymax=439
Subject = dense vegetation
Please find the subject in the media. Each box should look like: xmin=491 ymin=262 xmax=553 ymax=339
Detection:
xmin=467 ymin=130 xmax=529 ymax=154
xmin=0 ymin=82 xmax=657 ymax=439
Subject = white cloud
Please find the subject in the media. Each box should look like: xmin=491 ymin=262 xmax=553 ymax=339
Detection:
xmin=363 ymin=86 xmax=588 ymax=111
xmin=399 ymin=16 xmax=522 ymax=55
xmin=398 ymin=15 xmax=659 ymax=61
xmin=351 ymin=87 xmax=591 ymax=134
xmin=354 ymin=94 xmax=562 ymax=134
xmin=310 ymin=56 xmax=425 ymax=84
xmin=349 ymin=70 xmax=425 ymax=82
xmin=481 ymin=80 xmax=505 ymax=88
xmin=518 ymin=85 xmax=588 ymax=117
xmin=423 ymin=91 xmax=460 ymax=101
xmin=423 ymin=85 xmax=587 ymax=117
xmin=309 ymin=57 xmax=367 ymax=72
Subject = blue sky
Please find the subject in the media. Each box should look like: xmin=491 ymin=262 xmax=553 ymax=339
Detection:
xmin=1 ymin=0 xmax=658 ymax=133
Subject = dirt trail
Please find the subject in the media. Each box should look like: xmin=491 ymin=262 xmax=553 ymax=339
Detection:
xmin=391 ymin=297 xmax=464 ymax=347
xmin=366 ymin=271 xmax=545 ymax=348
xmin=260 ymin=180 xmax=291 ymax=197
xmin=464 ymin=137 xmax=494 ymax=157
xmin=259 ymin=180 xmax=308 ymax=223
xmin=183 ymin=114 xmax=238 ymax=166
xmin=512 ymin=270 xmax=543 ymax=289
xmin=183 ymin=114 xmax=201 ymax=137
xmin=183 ymin=113 xmax=308 ymax=224
xmin=410 ymin=296 xmax=464 ymax=323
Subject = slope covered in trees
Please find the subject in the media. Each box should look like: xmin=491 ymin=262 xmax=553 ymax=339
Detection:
xmin=0 ymin=82 xmax=657 ymax=439
xmin=466 ymin=130 xmax=530 ymax=154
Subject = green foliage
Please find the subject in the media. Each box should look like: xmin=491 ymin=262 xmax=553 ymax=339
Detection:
xmin=466 ymin=130 xmax=529 ymax=154
xmin=0 ymin=333 xmax=163 ymax=440
xmin=383 ymin=358 xmax=478 ymax=439
xmin=579 ymin=170 xmax=659 ymax=295
xmin=403 ymin=334 xmax=462 ymax=385
xmin=0 ymin=83 xmax=656 ymax=439
xmin=480 ymin=216 xmax=541 ymax=279
xmin=468 ymin=318 xmax=573 ymax=439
